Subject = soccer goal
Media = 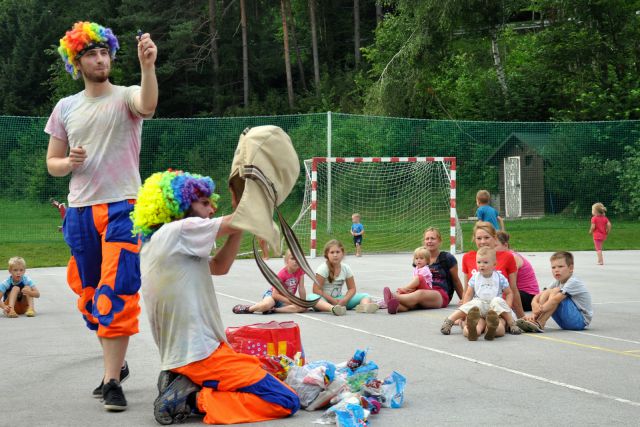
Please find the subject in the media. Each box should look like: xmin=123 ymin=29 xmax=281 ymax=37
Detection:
xmin=291 ymin=157 xmax=462 ymax=258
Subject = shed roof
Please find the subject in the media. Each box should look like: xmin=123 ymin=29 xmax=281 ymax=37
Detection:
xmin=485 ymin=132 xmax=551 ymax=165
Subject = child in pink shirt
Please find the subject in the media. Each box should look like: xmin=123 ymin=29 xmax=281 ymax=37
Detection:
xmin=589 ymin=203 xmax=612 ymax=265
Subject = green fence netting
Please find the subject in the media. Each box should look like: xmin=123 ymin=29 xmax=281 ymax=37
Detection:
xmin=1 ymin=113 xmax=636 ymax=255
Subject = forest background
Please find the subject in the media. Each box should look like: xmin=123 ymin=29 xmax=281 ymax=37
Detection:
xmin=2 ymin=0 xmax=640 ymax=264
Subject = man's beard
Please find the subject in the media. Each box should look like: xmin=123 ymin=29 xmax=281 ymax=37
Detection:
xmin=83 ymin=68 xmax=110 ymax=83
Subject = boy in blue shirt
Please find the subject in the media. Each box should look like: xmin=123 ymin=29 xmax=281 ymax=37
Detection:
xmin=475 ymin=190 xmax=504 ymax=231
xmin=1 ymin=257 xmax=40 ymax=317
xmin=350 ymin=213 xmax=364 ymax=257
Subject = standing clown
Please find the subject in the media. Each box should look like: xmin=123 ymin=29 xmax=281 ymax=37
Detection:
xmin=45 ymin=21 xmax=158 ymax=411
xmin=132 ymin=170 xmax=300 ymax=425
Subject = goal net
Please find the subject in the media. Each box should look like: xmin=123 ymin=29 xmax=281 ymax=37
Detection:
xmin=291 ymin=157 xmax=463 ymax=257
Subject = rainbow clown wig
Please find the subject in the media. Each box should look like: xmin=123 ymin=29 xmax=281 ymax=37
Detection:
xmin=58 ymin=21 xmax=119 ymax=79
xmin=131 ymin=170 xmax=220 ymax=240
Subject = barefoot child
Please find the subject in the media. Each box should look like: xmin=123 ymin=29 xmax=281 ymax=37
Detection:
xmin=589 ymin=203 xmax=611 ymax=265
xmin=440 ymin=247 xmax=521 ymax=340
xmin=232 ymin=250 xmax=338 ymax=315
xmin=517 ymin=251 xmax=593 ymax=332
xmin=1 ymin=257 xmax=40 ymax=318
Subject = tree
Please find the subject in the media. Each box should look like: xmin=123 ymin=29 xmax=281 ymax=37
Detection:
xmin=309 ymin=0 xmax=320 ymax=92
xmin=281 ymin=0 xmax=295 ymax=108
xmin=240 ymin=0 xmax=249 ymax=107
xmin=354 ymin=0 xmax=361 ymax=68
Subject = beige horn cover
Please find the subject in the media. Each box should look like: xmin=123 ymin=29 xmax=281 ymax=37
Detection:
xmin=228 ymin=126 xmax=300 ymax=256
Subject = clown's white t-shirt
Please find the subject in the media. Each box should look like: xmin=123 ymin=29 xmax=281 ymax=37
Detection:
xmin=45 ymin=85 xmax=150 ymax=207
xmin=140 ymin=217 xmax=226 ymax=370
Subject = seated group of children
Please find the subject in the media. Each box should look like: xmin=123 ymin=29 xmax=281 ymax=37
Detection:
xmin=232 ymin=241 xmax=592 ymax=344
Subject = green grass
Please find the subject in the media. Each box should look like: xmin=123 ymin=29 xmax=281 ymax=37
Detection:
xmin=1 ymin=199 xmax=639 ymax=267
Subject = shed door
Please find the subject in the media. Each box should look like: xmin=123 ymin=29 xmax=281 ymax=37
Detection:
xmin=504 ymin=156 xmax=521 ymax=218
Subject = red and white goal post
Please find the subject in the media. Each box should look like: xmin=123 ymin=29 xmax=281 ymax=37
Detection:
xmin=290 ymin=157 xmax=461 ymax=258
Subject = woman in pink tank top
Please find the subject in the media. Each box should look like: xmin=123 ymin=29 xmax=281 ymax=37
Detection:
xmin=496 ymin=231 xmax=540 ymax=312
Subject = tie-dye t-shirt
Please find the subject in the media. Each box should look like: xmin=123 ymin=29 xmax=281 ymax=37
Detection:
xmin=45 ymin=85 xmax=150 ymax=207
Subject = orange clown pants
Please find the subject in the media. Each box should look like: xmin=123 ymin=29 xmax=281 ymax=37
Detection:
xmin=172 ymin=342 xmax=300 ymax=425
xmin=63 ymin=200 xmax=141 ymax=338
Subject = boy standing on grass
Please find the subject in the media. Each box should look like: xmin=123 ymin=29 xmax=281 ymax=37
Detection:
xmin=517 ymin=251 xmax=593 ymax=332
xmin=475 ymin=190 xmax=505 ymax=231
xmin=1 ymin=257 xmax=40 ymax=318
xmin=351 ymin=213 xmax=364 ymax=257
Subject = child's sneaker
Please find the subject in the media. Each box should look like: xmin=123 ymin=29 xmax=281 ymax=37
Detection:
xmin=232 ymin=304 xmax=252 ymax=314
xmin=6 ymin=308 xmax=18 ymax=318
xmin=25 ymin=308 xmax=36 ymax=317
xmin=508 ymin=324 xmax=522 ymax=335
xmin=466 ymin=307 xmax=480 ymax=341
xmin=332 ymin=305 xmax=347 ymax=316
xmin=484 ymin=310 xmax=499 ymax=340
xmin=356 ymin=303 xmax=378 ymax=313
xmin=440 ymin=318 xmax=454 ymax=335
xmin=516 ymin=318 xmax=544 ymax=333
xmin=102 ymin=379 xmax=127 ymax=411
xmin=92 ymin=361 xmax=130 ymax=398
xmin=154 ymin=374 xmax=200 ymax=425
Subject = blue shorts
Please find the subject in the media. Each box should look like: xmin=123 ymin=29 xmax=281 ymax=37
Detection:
xmin=353 ymin=235 xmax=362 ymax=246
xmin=261 ymin=289 xmax=285 ymax=308
xmin=551 ymin=297 xmax=586 ymax=330
xmin=2 ymin=284 xmax=25 ymax=302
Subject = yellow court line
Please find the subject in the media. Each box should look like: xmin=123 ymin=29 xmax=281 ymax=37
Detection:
xmin=528 ymin=334 xmax=640 ymax=359
xmin=624 ymin=349 xmax=640 ymax=354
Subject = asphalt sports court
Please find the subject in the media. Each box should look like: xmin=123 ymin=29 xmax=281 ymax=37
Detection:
xmin=4 ymin=250 xmax=639 ymax=426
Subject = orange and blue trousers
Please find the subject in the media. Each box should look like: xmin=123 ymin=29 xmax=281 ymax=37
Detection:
xmin=63 ymin=200 xmax=140 ymax=338
xmin=172 ymin=342 xmax=300 ymax=425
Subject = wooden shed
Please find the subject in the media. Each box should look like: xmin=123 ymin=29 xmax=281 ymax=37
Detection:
xmin=485 ymin=132 xmax=548 ymax=218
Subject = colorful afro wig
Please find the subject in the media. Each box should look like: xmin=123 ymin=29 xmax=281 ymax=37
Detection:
xmin=58 ymin=21 xmax=120 ymax=79
xmin=131 ymin=170 xmax=220 ymax=240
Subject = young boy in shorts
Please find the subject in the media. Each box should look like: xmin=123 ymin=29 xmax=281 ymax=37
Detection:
xmin=517 ymin=251 xmax=593 ymax=332
xmin=475 ymin=190 xmax=505 ymax=231
xmin=1 ymin=257 xmax=40 ymax=317
xmin=350 ymin=213 xmax=364 ymax=257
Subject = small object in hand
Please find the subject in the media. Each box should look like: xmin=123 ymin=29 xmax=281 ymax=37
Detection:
xmin=136 ymin=29 xmax=143 ymax=40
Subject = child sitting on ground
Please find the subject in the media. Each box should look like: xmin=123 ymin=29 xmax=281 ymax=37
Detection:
xmin=475 ymin=190 xmax=505 ymax=231
xmin=517 ymin=251 xmax=593 ymax=332
xmin=397 ymin=247 xmax=433 ymax=294
xmin=440 ymin=247 xmax=521 ymax=340
xmin=1 ymin=257 xmax=40 ymax=318
xmin=233 ymin=249 xmax=338 ymax=315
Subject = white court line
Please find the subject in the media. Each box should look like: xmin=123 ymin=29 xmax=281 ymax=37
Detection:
xmin=218 ymin=291 xmax=640 ymax=408
xmin=592 ymin=300 xmax=640 ymax=305
xmin=575 ymin=331 xmax=640 ymax=345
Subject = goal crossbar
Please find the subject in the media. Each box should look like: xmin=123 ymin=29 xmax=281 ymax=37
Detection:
xmin=302 ymin=156 xmax=458 ymax=258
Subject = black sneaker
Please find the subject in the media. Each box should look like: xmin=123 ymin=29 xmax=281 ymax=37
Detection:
xmin=157 ymin=370 xmax=179 ymax=394
xmin=92 ymin=361 xmax=130 ymax=398
xmin=102 ymin=379 xmax=127 ymax=412
xmin=154 ymin=374 xmax=200 ymax=425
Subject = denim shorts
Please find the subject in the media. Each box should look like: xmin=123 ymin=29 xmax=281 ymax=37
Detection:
xmin=552 ymin=297 xmax=586 ymax=330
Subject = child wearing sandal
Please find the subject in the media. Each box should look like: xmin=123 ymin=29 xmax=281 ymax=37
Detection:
xmin=1 ymin=257 xmax=40 ymax=318
xmin=233 ymin=249 xmax=338 ymax=315
xmin=307 ymin=239 xmax=378 ymax=314
xmin=517 ymin=251 xmax=593 ymax=332
xmin=440 ymin=247 xmax=521 ymax=340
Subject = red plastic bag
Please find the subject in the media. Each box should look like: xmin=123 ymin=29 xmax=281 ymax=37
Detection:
xmin=225 ymin=321 xmax=305 ymax=369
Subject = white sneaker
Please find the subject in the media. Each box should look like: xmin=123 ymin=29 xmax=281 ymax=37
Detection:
xmin=332 ymin=305 xmax=347 ymax=316
xmin=356 ymin=303 xmax=378 ymax=313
